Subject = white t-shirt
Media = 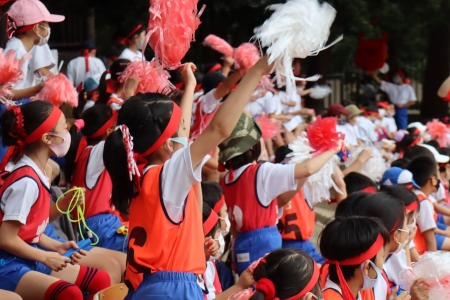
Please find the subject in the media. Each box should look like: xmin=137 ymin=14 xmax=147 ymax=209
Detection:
xmin=431 ymin=182 xmax=446 ymax=202
xmin=0 ymin=155 xmax=49 ymax=226
xmin=4 ymin=37 xmax=29 ymax=89
xmin=279 ymin=90 xmax=301 ymax=114
xmin=145 ymin=145 xmax=209 ymax=222
xmin=337 ymin=123 xmax=361 ymax=147
xmin=85 ymin=142 xmax=107 ymax=189
xmin=381 ymin=81 xmax=417 ymax=106
xmin=245 ymin=91 xmax=275 ymax=117
xmin=119 ymin=48 xmax=144 ymax=61
xmin=356 ymin=116 xmax=378 ymax=143
xmin=26 ymin=44 xmax=55 ymax=87
xmin=66 ymin=56 xmax=106 ymax=88
xmin=380 ymin=116 xmax=398 ymax=134
xmin=415 ymin=190 xmax=437 ymax=233
xmin=224 ymin=163 xmax=297 ymax=207
xmin=384 ymin=251 xmax=409 ymax=286
xmin=373 ymin=274 xmax=388 ymax=300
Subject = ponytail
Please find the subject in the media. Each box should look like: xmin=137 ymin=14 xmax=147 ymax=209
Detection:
xmin=104 ymin=129 xmax=136 ymax=214
xmin=64 ymin=124 xmax=83 ymax=182
xmin=97 ymin=70 xmax=110 ymax=105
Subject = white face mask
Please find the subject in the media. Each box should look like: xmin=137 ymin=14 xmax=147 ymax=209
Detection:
xmin=406 ymin=217 xmax=416 ymax=232
xmin=209 ymin=234 xmax=225 ymax=261
xmin=360 ymin=260 xmax=382 ymax=290
xmin=48 ymin=131 xmax=71 ymax=158
xmin=392 ymin=228 xmax=409 ymax=254
xmin=37 ymin=25 xmax=51 ymax=46
xmin=393 ymin=75 xmax=403 ymax=85
xmin=219 ymin=216 xmax=231 ymax=236
xmin=169 ymin=137 xmax=188 ymax=148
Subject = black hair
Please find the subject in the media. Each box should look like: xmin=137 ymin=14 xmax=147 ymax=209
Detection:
xmin=319 ymin=216 xmax=389 ymax=284
xmin=250 ymin=248 xmax=322 ymax=300
xmin=98 ymin=58 xmax=130 ymax=105
xmin=65 ymin=105 xmax=114 ymax=183
xmin=380 ymin=185 xmax=419 ymax=214
xmin=274 ymin=145 xmax=293 ymax=164
xmin=336 ymin=191 xmax=405 ymax=235
xmin=396 ymin=128 xmax=421 ymax=154
xmin=104 ymin=93 xmax=175 ymax=214
xmin=114 ymin=21 xmax=145 ymax=46
xmin=202 ymin=182 xmax=224 ymax=211
xmin=391 ymin=158 xmax=411 ymax=169
xmin=202 ymin=202 xmax=220 ymax=238
xmin=0 ymin=100 xmax=53 ymax=147
xmin=226 ymin=142 xmax=262 ymax=171
xmin=407 ymin=155 xmax=438 ymax=187
xmin=403 ymin=145 xmax=434 ymax=161
xmin=344 ymin=172 xmax=378 ymax=195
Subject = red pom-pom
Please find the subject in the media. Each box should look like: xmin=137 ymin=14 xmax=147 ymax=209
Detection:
xmin=119 ymin=60 xmax=174 ymax=95
xmin=147 ymin=0 xmax=204 ymax=69
xmin=234 ymin=43 xmax=260 ymax=72
xmin=0 ymin=49 xmax=28 ymax=97
xmin=203 ymin=34 xmax=234 ymax=57
xmin=355 ymin=33 xmax=388 ymax=72
xmin=427 ymin=119 xmax=450 ymax=147
xmin=307 ymin=116 xmax=342 ymax=153
xmin=256 ymin=115 xmax=280 ymax=139
xmin=32 ymin=74 xmax=78 ymax=107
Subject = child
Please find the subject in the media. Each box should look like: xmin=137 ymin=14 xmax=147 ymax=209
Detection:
xmin=319 ymin=216 xmax=390 ymax=300
xmin=116 ymin=22 xmax=146 ymax=61
xmin=407 ymin=155 xmax=450 ymax=252
xmin=104 ymin=57 xmax=273 ymax=298
xmin=219 ymin=113 xmax=343 ymax=274
xmin=0 ymin=101 xmax=110 ymax=299
xmin=343 ymin=172 xmax=378 ymax=195
xmin=65 ymin=104 xmax=126 ymax=252
xmin=97 ymin=58 xmax=130 ymax=110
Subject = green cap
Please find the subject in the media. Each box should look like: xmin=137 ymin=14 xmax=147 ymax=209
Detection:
xmin=345 ymin=104 xmax=363 ymax=119
xmin=218 ymin=114 xmax=262 ymax=163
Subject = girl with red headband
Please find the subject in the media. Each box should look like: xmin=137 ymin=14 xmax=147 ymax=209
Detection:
xmin=319 ymin=216 xmax=391 ymax=300
xmin=335 ymin=192 xmax=412 ymax=300
xmin=0 ymin=101 xmax=111 ymax=299
xmin=103 ymin=57 xmax=273 ymax=299
xmin=97 ymin=58 xmax=131 ymax=110
xmin=116 ymin=22 xmax=146 ymax=62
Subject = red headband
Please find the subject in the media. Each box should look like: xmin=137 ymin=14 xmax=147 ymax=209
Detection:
xmin=203 ymin=209 xmax=219 ymax=235
xmin=326 ymin=234 xmax=384 ymax=300
xmin=24 ymin=106 xmax=62 ymax=144
xmin=255 ymin=260 xmax=320 ymax=300
xmin=405 ymin=201 xmax=419 ymax=213
xmin=361 ymin=186 xmax=377 ymax=194
xmin=118 ymin=24 xmax=143 ymax=45
xmin=140 ymin=103 xmax=181 ymax=157
xmin=213 ymin=195 xmax=225 ymax=214
xmin=88 ymin=110 xmax=118 ymax=138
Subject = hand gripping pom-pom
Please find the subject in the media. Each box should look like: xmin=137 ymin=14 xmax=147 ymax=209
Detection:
xmin=234 ymin=43 xmax=261 ymax=72
xmin=32 ymin=74 xmax=78 ymax=107
xmin=146 ymin=0 xmax=205 ymax=69
xmin=307 ymin=116 xmax=342 ymax=154
xmin=254 ymin=0 xmax=342 ymax=95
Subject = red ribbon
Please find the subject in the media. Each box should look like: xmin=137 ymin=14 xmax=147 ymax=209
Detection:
xmin=203 ymin=209 xmax=219 ymax=235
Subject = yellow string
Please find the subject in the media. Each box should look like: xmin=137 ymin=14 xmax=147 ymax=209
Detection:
xmin=55 ymin=187 xmax=99 ymax=245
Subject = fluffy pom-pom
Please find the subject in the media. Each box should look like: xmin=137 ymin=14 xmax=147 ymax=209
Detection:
xmin=119 ymin=60 xmax=173 ymax=94
xmin=32 ymin=74 xmax=78 ymax=107
xmin=0 ymin=49 xmax=28 ymax=97
xmin=285 ymin=134 xmax=340 ymax=206
xmin=147 ymin=0 xmax=204 ymax=69
xmin=234 ymin=43 xmax=260 ymax=72
xmin=310 ymin=84 xmax=332 ymax=99
xmin=254 ymin=0 xmax=341 ymax=95
xmin=256 ymin=115 xmax=280 ymax=139
xmin=307 ymin=116 xmax=343 ymax=154
xmin=427 ymin=119 xmax=450 ymax=147
xmin=203 ymin=34 xmax=234 ymax=57
xmin=399 ymin=251 xmax=450 ymax=299
xmin=345 ymin=147 xmax=387 ymax=182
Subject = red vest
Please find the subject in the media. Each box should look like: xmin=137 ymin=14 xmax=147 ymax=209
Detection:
xmin=414 ymin=193 xmax=437 ymax=254
xmin=0 ymin=166 xmax=50 ymax=243
xmin=279 ymin=189 xmax=315 ymax=241
xmin=70 ymin=147 xmax=113 ymax=219
xmin=221 ymin=164 xmax=278 ymax=233
xmin=125 ymin=165 xmax=205 ymax=290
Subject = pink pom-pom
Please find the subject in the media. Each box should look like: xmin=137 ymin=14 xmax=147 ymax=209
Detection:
xmin=203 ymin=34 xmax=234 ymax=57
xmin=32 ymin=74 xmax=78 ymax=107
xmin=0 ymin=49 xmax=28 ymax=97
xmin=227 ymin=289 xmax=254 ymax=300
xmin=307 ymin=116 xmax=343 ymax=154
xmin=427 ymin=119 xmax=450 ymax=147
xmin=256 ymin=115 xmax=280 ymax=139
xmin=119 ymin=60 xmax=174 ymax=94
xmin=234 ymin=43 xmax=260 ymax=72
xmin=147 ymin=0 xmax=204 ymax=69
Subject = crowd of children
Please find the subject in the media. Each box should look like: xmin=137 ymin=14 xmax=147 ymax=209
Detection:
xmin=1 ymin=0 xmax=450 ymax=299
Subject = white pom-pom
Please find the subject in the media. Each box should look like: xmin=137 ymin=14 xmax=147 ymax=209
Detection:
xmin=345 ymin=146 xmax=387 ymax=182
xmin=254 ymin=0 xmax=342 ymax=95
xmin=310 ymin=84 xmax=332 ymax=99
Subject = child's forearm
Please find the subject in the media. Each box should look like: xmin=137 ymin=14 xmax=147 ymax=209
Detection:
xmin=423 ymin=229 xmax=437 ymax=251
xmin=294 ymin=150 xmax=337 ymax=179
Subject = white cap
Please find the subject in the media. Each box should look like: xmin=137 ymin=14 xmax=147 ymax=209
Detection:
xmin=419 ymin=144 xmax=450 ymax=163
xmin=408 ymin=122 xmax=427 ymax=135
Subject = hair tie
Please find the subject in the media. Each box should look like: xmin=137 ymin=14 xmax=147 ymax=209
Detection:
xmin=255 ymin=278 xmax=277 ymax=300
xmin=9 ymin=105 xmax=26 ymax=141
xmin=116 ymin=125 xmax=140 ymax=181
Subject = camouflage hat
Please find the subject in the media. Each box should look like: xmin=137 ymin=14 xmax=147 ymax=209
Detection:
xmin=219 ymin=114 xmax=262 ymax=164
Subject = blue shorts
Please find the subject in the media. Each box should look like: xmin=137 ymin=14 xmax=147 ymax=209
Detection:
xmin=436 ymin=233 xmax=446 ymax=250
xmin=234 ymin=226 xmax=282 ymax=275
xmin=394 ymin=107 xmax=408 ymax=130
xmin=282 ymin=239 xmax=325 ymax=264
xmin=0 ymin=246 xmax=52 ymax=292
xmin=44 ymin=223 xmax=94 ymax=251
xmin=437 ymin=214 xmax=447 ymax=225
xmin=437 ymin=221 xmax=448 ymax=231
xmin=125 ymin=272 xmax=203 ymax=300
xmin=85 ymin=213 xmax=128 ymax=253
